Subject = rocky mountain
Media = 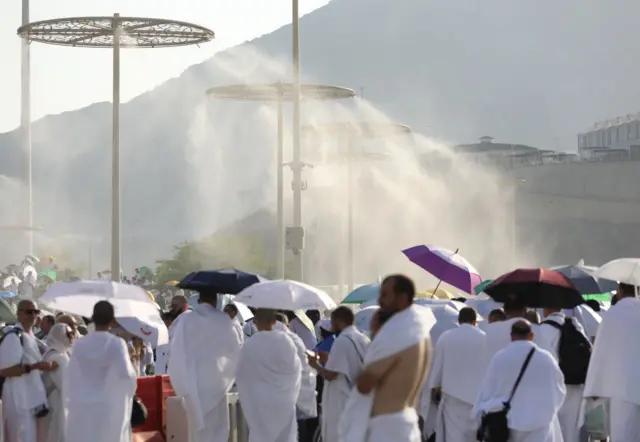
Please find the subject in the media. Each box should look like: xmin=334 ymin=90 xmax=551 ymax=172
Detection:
xmin=1 ymin=0 xmax=639 ymax=273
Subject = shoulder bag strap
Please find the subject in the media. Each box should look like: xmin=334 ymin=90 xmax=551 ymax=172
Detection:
xmin=505 ymin=347 xmax=536 ymax=407
xmin=340 ymin=335 xmax=364 ymax=389
xmin=342 ymin=335 xmax=364 ymax=363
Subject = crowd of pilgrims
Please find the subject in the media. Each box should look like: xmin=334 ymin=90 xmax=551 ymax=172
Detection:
xmin=0 ymin=273 xmax=635 ymax=442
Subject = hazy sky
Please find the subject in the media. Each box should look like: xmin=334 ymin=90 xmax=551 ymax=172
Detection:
xmin=0 ymin=0 xmax=330 ymax=133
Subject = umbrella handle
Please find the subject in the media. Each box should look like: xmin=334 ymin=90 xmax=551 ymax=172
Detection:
xmin=433 ymin=248 xmax=459 ymax=294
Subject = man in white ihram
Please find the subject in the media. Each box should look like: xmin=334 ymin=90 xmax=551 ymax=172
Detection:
xmin=473 ymin=320 xmax=565 ymax=442
xmin=236 ymin=309 xmax=301 ymax=442
xmin=65 ymin=301 xmax=138 ymax=442
xmin=273 ymin=313 xmax=318 ymax=425
xmin=308 ymin=306 xmax=369 ymax=442
xmin=0 ymin=300 xmax=56 ymax=442
xmin=584 ymin=282 xmax=640 ymax=442
xmin=537 ymin=304 xmax=591 ymax=442
xmin=426 ymin=306 xmax=486 ymax=442
xmin=339 ymin=274 xmax=432 ymax=442
xmin=168 ymin=289 xmax=242 ymax=442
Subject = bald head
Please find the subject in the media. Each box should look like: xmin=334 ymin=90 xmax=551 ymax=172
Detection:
xmin=16 ymin=300 xmax=39 ymax=330
xmin=510 ymin=319 xmax=534 ymax=342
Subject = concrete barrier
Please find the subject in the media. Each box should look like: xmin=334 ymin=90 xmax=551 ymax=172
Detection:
xmin=165 ymin=393 xmax=249 ymax=442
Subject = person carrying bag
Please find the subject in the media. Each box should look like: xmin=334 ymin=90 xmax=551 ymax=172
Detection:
xmin=477 ymin=347 xmax=536 ymax=442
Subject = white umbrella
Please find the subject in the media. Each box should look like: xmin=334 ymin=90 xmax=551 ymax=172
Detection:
xmin=423 ymin=304 xmax=461 ymax=343
xmin=355 ymin=306 xmax=379 ymax=333
xmin=234 ymin=280 xmax=337 ymax=311
xmin=117 ymin=314 xmax=169 ymax=348
xmin=595 ymin=258 xmax=640 ymax=286
xmin=414 ymin=298 xmax=466 ymax=311
xmin=40 ymin=281 xmax=159 ymax=318
xmin=463 ymin=298 xmax=503 ymax=318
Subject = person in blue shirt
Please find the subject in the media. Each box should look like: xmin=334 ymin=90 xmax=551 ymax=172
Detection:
xmin=314 ymin=319 xmax=336 ymax=365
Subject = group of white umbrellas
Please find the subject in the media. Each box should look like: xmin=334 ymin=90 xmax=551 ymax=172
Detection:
xmin=38 ymin=278 xmax=339 ymax=347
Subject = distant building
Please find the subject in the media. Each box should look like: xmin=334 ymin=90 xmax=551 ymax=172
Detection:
xmin=450 ymin=136 xmax=573 ymax=169
xmin=578 ymin=113 xmax=640 ymax=161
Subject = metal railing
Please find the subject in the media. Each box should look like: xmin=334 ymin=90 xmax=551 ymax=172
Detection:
xmin=227 ymin=393 xmax=249 ymax=442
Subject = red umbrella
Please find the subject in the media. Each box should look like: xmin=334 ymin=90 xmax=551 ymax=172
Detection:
xmin=484 ymin=268 xmax=584 ymax=309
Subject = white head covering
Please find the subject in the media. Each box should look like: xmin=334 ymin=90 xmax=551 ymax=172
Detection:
xmin=273 ymin=321 xmax=287 ymax=332
xmin=46 ymin=323 xmax=73 ymax=353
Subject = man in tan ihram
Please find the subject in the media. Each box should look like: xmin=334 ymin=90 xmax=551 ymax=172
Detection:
xmin=236 ymin=309 xmax=302 ymax=442
xmin=425 ymin=306 xmax=486 ymax=442
xmin=339 ymin=274 xmax=432 ymax=442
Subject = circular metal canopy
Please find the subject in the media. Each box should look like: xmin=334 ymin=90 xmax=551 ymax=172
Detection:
xmin=302 ymin=122 xmax=411 ymax=139
xmin=17 ymin=16 xmax=214 ymax=48
xmin=206 ymin=83 xmax=355 ymax=102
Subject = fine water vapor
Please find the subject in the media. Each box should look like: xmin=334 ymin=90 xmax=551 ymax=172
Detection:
xmin=0 ymin=44 xmax=545 ymax=282
xmin=182 ymin=46 xmax=542 ymax=291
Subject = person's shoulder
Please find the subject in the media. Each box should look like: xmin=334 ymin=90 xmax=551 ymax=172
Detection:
xmin=533 ymin=345 xmax=558 ymax=364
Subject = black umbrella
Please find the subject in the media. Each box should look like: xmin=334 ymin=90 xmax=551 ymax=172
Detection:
xmin=551 ymin=265 xmax=617 ymax=295
xmin=484 ymin=268 xmax=584 ymax=309
xmin=177 ymin=268 xmax=268 ymax=294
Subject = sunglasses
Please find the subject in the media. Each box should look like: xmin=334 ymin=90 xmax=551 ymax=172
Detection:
xmin=19 ymin=308 xmax=40 ymax=315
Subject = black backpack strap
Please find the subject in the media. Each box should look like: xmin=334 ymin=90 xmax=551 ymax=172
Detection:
xmin=541 ymin=319 xmax=562 ymax=330
xmin=505 ymin=347 xmax=536 ymax=408
xmin=0 ymin=328 xmax=24 ymax=347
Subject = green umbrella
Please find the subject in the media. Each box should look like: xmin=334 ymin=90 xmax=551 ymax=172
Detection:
xmin=38 ymin=269 xmax=57 ymax=283
xmin=582 ymin=293 xmax=612 ymax=302
xmin=474 ymin=279 xmax=493 ymax=294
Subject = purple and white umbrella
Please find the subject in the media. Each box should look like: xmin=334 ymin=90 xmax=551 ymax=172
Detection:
xmin=402 ymin=245 xmax=482 ymax=295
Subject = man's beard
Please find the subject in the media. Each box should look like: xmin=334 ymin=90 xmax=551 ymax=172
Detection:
xmin=377 ymin=309 xmax=395 ymax=327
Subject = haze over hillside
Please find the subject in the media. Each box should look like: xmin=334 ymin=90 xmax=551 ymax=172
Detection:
xmin=1 ymin=0 xmax=639 ymax=274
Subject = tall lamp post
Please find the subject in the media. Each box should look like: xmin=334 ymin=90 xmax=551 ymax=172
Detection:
xmin=21 ymin=0 xmax=32 ymax=255
xmin=302 ymin=122 xmax=411 ymax=293
xmin=291 ymin=0 xmax=304 ymax=282
xmin=18 ymin=15 xmax=215 ymax=281
xmin=205 ymin=83 xmax=354 ymax=278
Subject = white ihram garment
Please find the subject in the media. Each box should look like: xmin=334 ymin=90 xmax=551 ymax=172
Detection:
xmin=155 ymin=310 xmax=191 ymax=375
xmin=280 ymin=326 xmax=317 ymax=418
xmin=322 ymin=326 xmax=369 ymax=442
xmin=0 ymin=325 xmax=48 ymax=442
xmin=65 ymin=331 xmax=137 ymax=442
xmin=483 ymin=318 xmax=540 ymax=369
xmin=425 ymin=324 xmax=486 ymax=442
xmin=231 ymin=317 xmax=245 ymax=344
xmin=473 ymin=341 xmax=566 ymax=442
xmin=290 ymin=317 xmax=317 ymax=350
xmin=339 ymin=305 xmax=433 ymax=442
xmin=236 ymin=331 xmax=301 ymax=442
xmin=536 ymin=312 xmax=586 ymax=442
xmin=583 ymin=296 xmax=640 ymax=442
xmin=38 ymin=324 xmax=73 ymax=442
xmin=168 ymin=304 xmax=242 ymax=442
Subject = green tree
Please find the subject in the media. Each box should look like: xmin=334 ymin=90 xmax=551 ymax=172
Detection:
xmin=154 ymin=234 xmax=272 ymax=287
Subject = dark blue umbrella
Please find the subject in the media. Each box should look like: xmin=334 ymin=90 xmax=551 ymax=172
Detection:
xmin=551 ymin=265 xmax=617 ymax=295
xmin=177 ymin=268 xmax=268 ymax=294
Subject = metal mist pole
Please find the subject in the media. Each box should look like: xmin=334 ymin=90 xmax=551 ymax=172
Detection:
xmin=276 ymin=87 xmax=285 ymax=279
xmin=291 ymin=0 xmax=303 ymax=281
xmin=21 ymin=0 xmax=33 ymax=253
xmin=111 ymin=13 xmax=121 ymax=281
